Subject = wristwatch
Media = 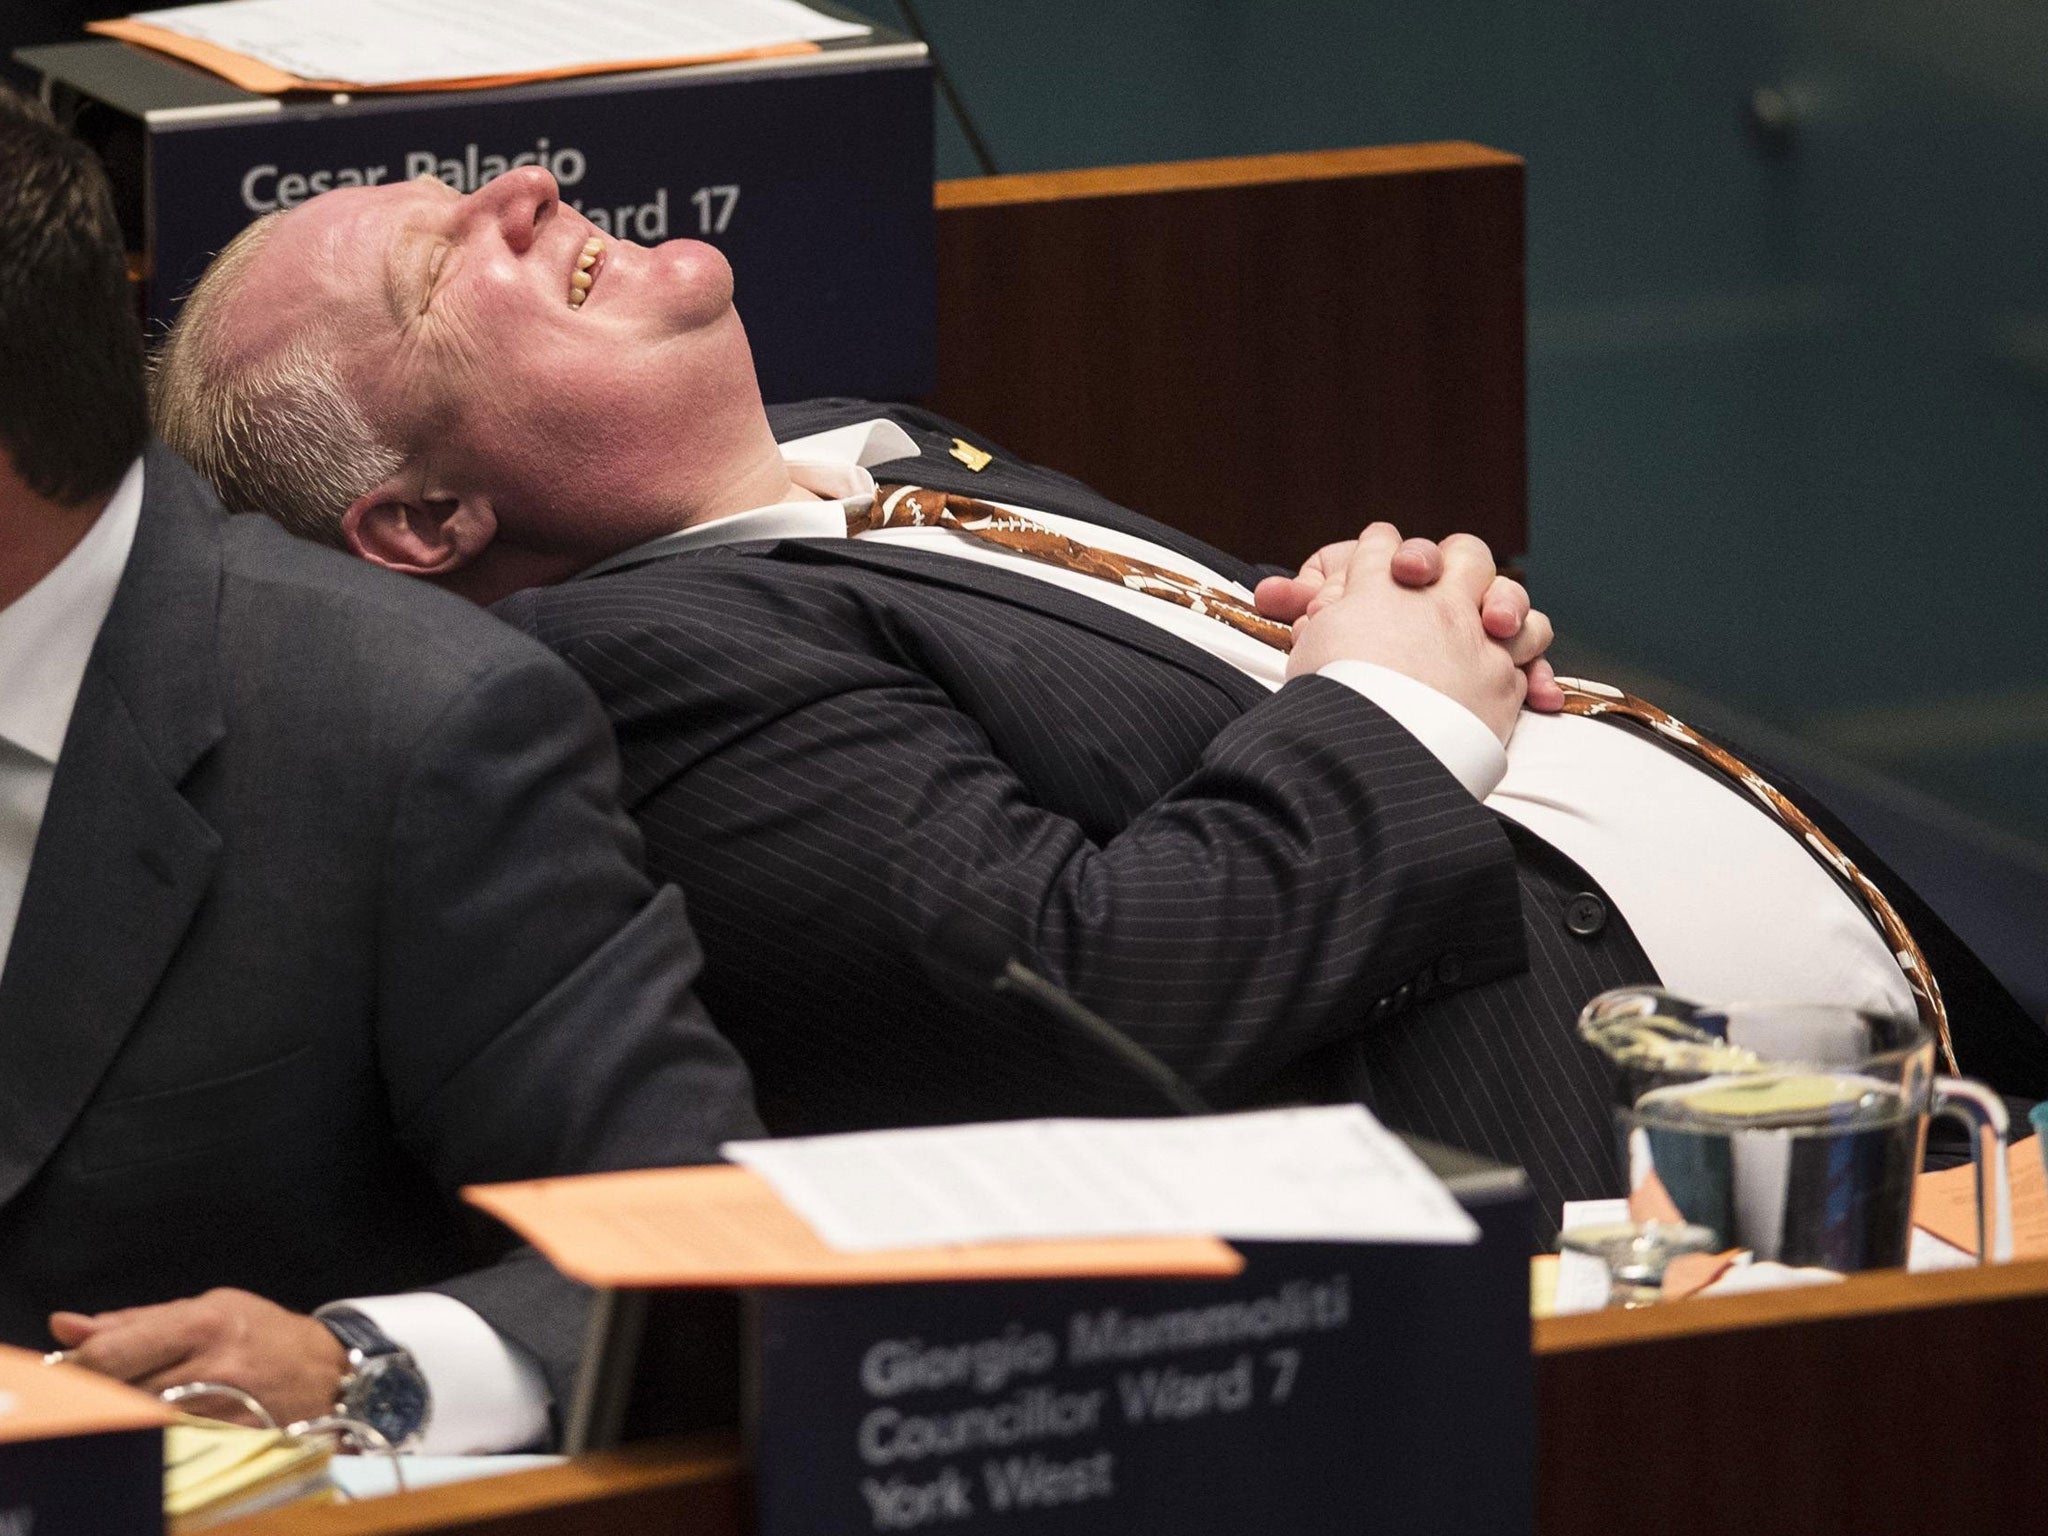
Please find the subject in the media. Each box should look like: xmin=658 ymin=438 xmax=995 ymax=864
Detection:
xmin=316 ymin=1306 xmax=431 ymax=1450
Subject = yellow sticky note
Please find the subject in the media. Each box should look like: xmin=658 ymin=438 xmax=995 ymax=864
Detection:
xmin=1529 ymin=1255 xmax=1559 ymax=1318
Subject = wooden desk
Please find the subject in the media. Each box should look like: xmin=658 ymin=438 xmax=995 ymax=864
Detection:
xmin=1537 ymin=1257 xmax=2048 ymax=1534
xmin=929 ymin=144 xmax=1526 ymax=570
xmin=214 ymin=1433 xmax=746 ymax=1536
xmin=218 ymin=1260 xmax=2048 ymax=1536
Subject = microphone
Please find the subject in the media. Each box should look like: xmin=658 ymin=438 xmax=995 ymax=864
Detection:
xmin=927 ymin=911 xmax=1211 ymax=1117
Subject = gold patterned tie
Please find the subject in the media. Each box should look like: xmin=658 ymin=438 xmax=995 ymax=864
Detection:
xmin=850 ymin=484 xmax=1958 ymax=1070
xmin=856 ymin=484 xmax=1295 ymax=650
xmin=1549 ymin=678 xmax=1957 ymax=1073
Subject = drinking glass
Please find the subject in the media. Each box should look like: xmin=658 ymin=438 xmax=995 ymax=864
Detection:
xmin=1566 ymin=988 xmax=2011 ymax=1295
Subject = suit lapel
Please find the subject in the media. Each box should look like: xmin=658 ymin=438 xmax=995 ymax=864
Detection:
xmin=0 ymin=445 xmax=225 ymax=1209
xmin=766 ymin=399 xmax=1272 ymax=590
xmin=749 ymin=536 xmax=1277 ymax=713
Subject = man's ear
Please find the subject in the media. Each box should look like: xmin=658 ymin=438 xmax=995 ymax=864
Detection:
xmin=340 ymin=484 xmax=498 ymax=577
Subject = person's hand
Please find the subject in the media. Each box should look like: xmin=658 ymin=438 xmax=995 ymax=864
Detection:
xmin=49 ymin=1289 xmax=347 ymax=1427
xmin=1254 ymin=535 xmax=1441 ymax=622
xmin=1258 ymin=530 xmax=1563 ymax=713
xmin=1284 ymin=524 xmax=1531 ymax=742
xmin=1521 ymin=655 xmax=1564 ymax=713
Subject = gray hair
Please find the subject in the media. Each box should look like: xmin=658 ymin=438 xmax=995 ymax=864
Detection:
xmin=151 ymin=214 xmax=402 ymax=547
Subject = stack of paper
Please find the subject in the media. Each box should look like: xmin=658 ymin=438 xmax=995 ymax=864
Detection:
xmin=1914 ymin=1136 xmax=2048 ymax=1260
xmin=722 ymin=1105 xmax=1481 ymax=1252
xmin=91 ymin=0 xmax=871 ymax=94
xmin=467 ymin=1107 xmax=1478 ymax=1295
xmin=467 ymin=1163 xmax=1244 ymax=1289
xmin=165 ymin=1418 xmax=333 ymax=1531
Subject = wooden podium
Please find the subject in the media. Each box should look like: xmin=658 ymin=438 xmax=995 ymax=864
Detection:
xmin=925 ymin=142 xmax=1526 ymax=572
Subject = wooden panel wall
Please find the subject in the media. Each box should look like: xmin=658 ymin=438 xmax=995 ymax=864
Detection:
xmin=928 ymin=143 xmax=1526 ymax=570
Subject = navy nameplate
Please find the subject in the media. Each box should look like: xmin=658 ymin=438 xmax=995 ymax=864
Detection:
xmin=751 ymin=1185 xmax=1533 ymax=1536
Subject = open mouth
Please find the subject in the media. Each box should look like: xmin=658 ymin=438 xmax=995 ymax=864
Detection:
xmin=569 ymin=237 xmax=604 ymax=308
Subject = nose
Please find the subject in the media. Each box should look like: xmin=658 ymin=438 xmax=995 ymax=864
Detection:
xmin=463 ymin=164 xmax=558 ymax=253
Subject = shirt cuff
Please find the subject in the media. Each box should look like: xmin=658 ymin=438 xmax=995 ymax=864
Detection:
xmin=330 ymin=1292 xmax=552 ymax=1455
xmin=1314 ymin=660 xmax=1508 ymax=800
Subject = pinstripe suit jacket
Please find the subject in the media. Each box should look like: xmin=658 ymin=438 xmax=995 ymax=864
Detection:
xmin=493 ymin=400 xmax=1673 ymax=1236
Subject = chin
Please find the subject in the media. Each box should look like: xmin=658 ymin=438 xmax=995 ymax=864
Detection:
xmin=655 ymin=239 xmax=736 ymax=327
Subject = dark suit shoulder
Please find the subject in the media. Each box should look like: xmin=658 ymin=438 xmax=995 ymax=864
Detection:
xmin=217 ymin=513 xmax=579 ymax=708
xmin=503 ymin=546 xmax=910 ymax=650
xmin=499 ymin=552 xmax=937 ymax=757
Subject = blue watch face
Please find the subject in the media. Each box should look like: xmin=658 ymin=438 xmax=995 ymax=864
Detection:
xmin=350 ymin=1355 xmax=429 ymax=1447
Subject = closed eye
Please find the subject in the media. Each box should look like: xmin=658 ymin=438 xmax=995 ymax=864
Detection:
xmin=418 ymin=241 xmax=453 ymax=316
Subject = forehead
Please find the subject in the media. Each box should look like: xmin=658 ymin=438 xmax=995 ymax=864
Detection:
xmin=246 ymin=177 xmax=456 ymax=334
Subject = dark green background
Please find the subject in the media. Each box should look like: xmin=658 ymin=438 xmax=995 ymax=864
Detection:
xmin=856 ymin=0 xmax=2048 ymax=860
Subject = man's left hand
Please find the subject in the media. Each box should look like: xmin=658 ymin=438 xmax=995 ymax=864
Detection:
xmin=1255 ymin=536 xmax=1563 ymax=712
xmin=49 ymin=1289 xmax=347 ymax=1427
xmin=1255 ymin=535 xmax=1443 ymax=622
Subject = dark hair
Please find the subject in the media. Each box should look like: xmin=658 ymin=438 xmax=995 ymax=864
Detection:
xmin=0 ymin=85 xmax=146 ymax=504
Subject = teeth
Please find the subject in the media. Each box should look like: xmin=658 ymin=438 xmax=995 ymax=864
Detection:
xmin=569 ymin=237 xmax=603 ymax=308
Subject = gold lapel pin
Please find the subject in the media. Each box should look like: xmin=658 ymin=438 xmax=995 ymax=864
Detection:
xmin=948 ymin=437 xmax=993 ymax=472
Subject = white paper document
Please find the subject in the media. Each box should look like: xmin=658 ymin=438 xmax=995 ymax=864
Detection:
xmin=724 ymin=1105 xmax=1480 ymax=1253
xmin=331 ymin=1456 xmax=565 ymax=1500
xmin=1907 ymin=1226 xmax=1976 ymax=1271
xmin=125 ymin=0 xmax=870 ymax=87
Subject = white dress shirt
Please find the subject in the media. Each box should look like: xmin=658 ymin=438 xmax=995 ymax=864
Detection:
xmin=0 ymin=457 xmax=141 ymax=982
xmin=589 ymin=418 xmax=1913 ymax=1020
xmin=0 ymin=457 xmax=543 ymax=1455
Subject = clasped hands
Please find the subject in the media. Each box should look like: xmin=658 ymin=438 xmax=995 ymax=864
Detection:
xmin=1255 ymin=524 xmax=1558 ymax=743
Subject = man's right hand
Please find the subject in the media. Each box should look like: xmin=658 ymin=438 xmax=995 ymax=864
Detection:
xmin=49 ymin=1290 xmax=347 ymax=1428
xmin=1284 ymin=523 xmax=1535 ymax=743
xmin=1254 ymin=534 xmax=1446 ymax=622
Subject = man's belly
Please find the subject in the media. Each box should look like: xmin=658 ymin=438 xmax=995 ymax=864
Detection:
xmin=1488 ymin=711 xmax=1916 ymax=1018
